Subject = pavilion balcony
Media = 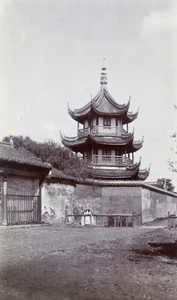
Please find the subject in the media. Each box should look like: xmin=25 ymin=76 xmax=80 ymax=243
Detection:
xmin=78 ymin=126 xmax=126 ymax=139
xmin=91 ymin=155 xmax=133 ymax=167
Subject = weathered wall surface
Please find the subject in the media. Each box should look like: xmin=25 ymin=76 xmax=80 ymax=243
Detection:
xmin=42 ymin=183 xmax=102 ymax=224
xmin=142 ymin=187 xmax=177 ymax=223
xmin=42 ymin=183 xmax=75 ymax=223
xmin=42 ymin=182 xmax=142 ymax=225
xmin=101 ymin=186 xmax=142 ymax=214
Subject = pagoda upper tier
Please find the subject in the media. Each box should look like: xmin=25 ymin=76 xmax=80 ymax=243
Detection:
xmin=68 ymin=87 xmax=139 ymax=125
xmin=61 ymin=65 xmax=150 ymax=181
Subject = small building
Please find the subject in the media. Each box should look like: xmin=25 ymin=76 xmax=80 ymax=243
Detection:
xmin=61 ymin=65 xmax=150 ymax=180
xmin=0 ymin=142 xmax=51 ymax=225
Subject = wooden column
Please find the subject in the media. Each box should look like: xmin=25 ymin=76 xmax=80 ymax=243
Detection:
xmin=37 ymin=185 xmax=42 ymax=223
xmin=2 ymin=177 xmax=7 ymax=226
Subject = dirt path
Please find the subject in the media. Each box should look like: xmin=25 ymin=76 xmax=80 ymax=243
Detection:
xmin=0 ymin=225 xmax=177 ymax=300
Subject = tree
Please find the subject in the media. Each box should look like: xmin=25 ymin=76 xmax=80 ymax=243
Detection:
xmin=2 ymin=135 xmax=88 ymax=179
xmin=157 ymin=178 xmax=174 ymax=192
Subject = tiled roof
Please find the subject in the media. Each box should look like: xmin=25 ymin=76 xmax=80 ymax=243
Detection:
xmin=47 ymin=168 xmax=76 ymax=181
xmin=61 ymin=133 xmax=143 ymax=153
xmin=77 ymin=179 xmax=177 ymax=195
xmin=88 ymin=165 xmax=140 ymax=179
xmin=86 ymin=160 xmax=149 ymax=181
xmin=0 ymin=142 xmax=52 ymax=169
xmin=68 ymin=87 xmax=135 ymax=122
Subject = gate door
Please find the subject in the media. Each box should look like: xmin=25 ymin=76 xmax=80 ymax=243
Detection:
xmin=7 ymin=194 xmax=40 ymax=225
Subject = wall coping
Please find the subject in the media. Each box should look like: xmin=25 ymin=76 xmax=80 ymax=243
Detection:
xmin=44 ymin=173 xmax=177 ymax=198
xmin=76 ymin=179 xmax=177 ymax=197
xmin=142 ymin=183 xmax=177 ymax=197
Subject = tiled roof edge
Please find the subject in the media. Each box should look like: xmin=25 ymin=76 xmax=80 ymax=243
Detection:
xmin=141 ymin=183 xmax=177 ymax=197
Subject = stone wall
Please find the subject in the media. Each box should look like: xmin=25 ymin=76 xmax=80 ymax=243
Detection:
xmin=101 ymin=186 xmax=142 ymax=214
xmin=42 ymin=182 xmax=142 ymax=225
xmin=141 ymin=187 xmax=177 ymax=223
xmin=42 ymin=181 xmax=177 ymax=226
xmin=41 ymin=182 xmax=75 ymax=224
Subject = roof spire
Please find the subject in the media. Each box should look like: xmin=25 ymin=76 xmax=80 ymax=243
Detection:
xmin=100 ymin=58 xmax=107 ymax=87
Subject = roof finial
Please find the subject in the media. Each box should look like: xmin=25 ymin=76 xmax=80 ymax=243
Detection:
xmin=100 ymin=58 xmax=107 ymax=87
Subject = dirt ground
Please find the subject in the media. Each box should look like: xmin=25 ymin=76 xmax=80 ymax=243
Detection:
xmin=0 ymin=222 xmax=177 ymax=300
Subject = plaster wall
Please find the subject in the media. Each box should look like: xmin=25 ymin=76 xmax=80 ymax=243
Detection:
xmin=101 ymin=186 xmax=142 ymax=214
xmin=42 ymin=183 xmax=75 ymax=223
xmin=142 ymin=188 xmax=177 ymax=223
xmin=42 ymin=182 xmax=142 ymax=225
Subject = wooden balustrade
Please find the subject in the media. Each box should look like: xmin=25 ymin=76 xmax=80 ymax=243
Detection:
xmin=65 ymin=212 xmax=140 ymax=228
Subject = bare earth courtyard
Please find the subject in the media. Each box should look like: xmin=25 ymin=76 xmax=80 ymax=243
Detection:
xmin=0 ymin=224 xmax=177 ymax=300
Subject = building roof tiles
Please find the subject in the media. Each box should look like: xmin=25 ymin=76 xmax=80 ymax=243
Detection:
xmin=0 ymin=142 xmax=52 ymax=169
xmin=68 ymin=87 xmax=137 ymax=123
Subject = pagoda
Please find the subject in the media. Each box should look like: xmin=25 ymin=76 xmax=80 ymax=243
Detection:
xmin=61 ymin=65 xmax=150 ymax=180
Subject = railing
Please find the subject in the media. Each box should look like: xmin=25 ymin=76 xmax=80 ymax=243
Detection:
xmin=78 ymin=126 xmax=126 ymax=138
xmin=65 ymin=212 xmax=140 ymax=227
xmin=92 ymin=155 xmax=132 ymax=166
xmin=168 ymin=211 xmax=177 ymax=229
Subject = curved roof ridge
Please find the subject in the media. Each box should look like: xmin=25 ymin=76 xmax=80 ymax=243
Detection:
xmin=91 ymin=87 xmax=103 ymax=107
xmin=104 ymin=88 xmax=130 ymax=109
xmin=68 ymin=100 xmax=91 ymax=117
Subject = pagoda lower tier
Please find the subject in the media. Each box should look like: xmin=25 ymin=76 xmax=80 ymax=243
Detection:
xmin=61 ymin=131 xmax=143 ymax=153
xmin=87 ymin=161 xmax=150 ymax=181
xmin=61 ymin=132 xmax=150 ymax=181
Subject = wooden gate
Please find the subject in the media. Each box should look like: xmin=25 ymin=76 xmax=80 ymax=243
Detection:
xmin=7 ymin=194 xmax=41 ymax=225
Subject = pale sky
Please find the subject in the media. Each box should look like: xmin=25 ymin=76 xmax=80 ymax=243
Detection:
xmin=0 ymin=0 xmax=177 ymax=188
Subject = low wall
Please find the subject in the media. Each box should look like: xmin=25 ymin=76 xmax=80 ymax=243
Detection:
xmin=141 ymin=186 xmax=177 ymax=223
xmin=42 ymin=182 xmax=142 ymax=225
xmin=42 ymin=180 xmax=177 ymax=226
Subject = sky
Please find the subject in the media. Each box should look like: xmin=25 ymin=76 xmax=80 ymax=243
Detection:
xmin=0 ymin=0 xmax=177 ymax=188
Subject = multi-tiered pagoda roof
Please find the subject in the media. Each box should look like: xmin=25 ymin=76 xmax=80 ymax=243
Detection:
xmin=61 ymin=65 xmax=150 ymax=180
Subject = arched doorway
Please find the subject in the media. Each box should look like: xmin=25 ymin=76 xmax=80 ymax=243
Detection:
xmin=81 ymin=209 xmax=96 ymax=226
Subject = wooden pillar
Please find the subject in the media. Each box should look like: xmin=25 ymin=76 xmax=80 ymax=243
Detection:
xmin=114 ymin=217 xmax=116 ymax=227
xmin=132 ymin=212 xmax=135 ymax=228
xmin=65 ymin=209 xmax=67 ymax=224
xmin=168 ymin=211 xmax=170 ymax=229
xmin=2 ymin=177 xmax=7 ymax=226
